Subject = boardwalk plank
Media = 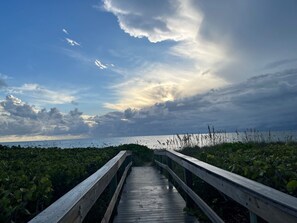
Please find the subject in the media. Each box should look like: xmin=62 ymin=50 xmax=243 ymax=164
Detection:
xmin=113 ymin=166 xmax=198 ymax=223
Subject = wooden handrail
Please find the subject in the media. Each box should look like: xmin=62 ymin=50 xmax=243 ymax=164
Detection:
xmin=30 ymin=150 xmax=132 ymax=223
xmin=154 ymin=150 xmax=297 ymax=223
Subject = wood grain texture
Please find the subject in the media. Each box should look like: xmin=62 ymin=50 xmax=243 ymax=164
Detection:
xmin=155 ymin=150 xmax=297 ymax=223
xmin=102 ymin=162 xmax=132 ymax=223
xmin=155 ymin=160 xmax=224 ymax=223
xmin=113 ymin=166 xmax=198 ymax=223
xmin=29 ymin=151 xmax=130 ymax=223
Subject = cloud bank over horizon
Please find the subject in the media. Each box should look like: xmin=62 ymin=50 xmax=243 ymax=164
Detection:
xmin=0 ymin=95 xmax=95 ymax=139
xmin=1 ymin=69 xmax=296 ymax=140
xmin=0 ymin=1 xmax=296 ymax=141
xmin=93 ymin=69 xmax=297 ymax=137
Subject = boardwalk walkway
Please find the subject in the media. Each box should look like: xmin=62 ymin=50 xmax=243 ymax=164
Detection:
xmin=113 ymin=166 xmax=198 ymax=223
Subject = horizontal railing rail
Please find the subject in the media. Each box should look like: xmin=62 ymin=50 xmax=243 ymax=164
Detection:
xmin=154 ymin=150 xmax=297 ymax=223
xmin=30 ymin=150 xmax=132 ymax=223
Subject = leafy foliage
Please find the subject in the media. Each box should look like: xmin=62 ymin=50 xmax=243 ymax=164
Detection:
xmin=0 ymin=145 xmax=121 ymax=223
xmin=178 ymin=142 xmax=297 ymax=222
xmin=117 ymin=144 xmax=154 ymax=166
xmin=180 ymin=142 xmax=297 ymax=197
xmin=0 ymin=144 xmax=154 ymax=222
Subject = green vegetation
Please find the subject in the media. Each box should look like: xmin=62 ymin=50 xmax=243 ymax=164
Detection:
xmin=0 ymin=144 xmax=153 ymax=223
xmin=180 ymin=142 xmax=297 ymax=196
xmin=177 ymin=142 xmax=297 ymax=222
xmin=117 ymin=144 xmax=154 ymax=166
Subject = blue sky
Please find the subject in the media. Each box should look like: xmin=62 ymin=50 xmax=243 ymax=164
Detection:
xmin=0 ymin=0 xmax=297 ymax=141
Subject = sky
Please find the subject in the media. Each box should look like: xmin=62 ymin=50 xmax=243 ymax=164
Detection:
xmin=0 ymin=0 xmax=297 ymax=141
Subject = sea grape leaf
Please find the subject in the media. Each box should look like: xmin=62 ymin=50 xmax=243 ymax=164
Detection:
xmin=286 ymin=180 xmax=297 ymax=192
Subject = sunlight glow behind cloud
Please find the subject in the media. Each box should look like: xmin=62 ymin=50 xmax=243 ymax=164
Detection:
xmin=105 ymin=65 xmax=227 ymax=110
xmin=103 ymin=0 xmax=228 ymax=110
xmin=1 ymin=0 xmax=297 ymax=140
xmin=95 ymin=69 xmax=297 ymax=137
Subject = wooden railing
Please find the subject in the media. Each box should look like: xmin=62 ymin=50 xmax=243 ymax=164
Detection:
xmin=29 ymin=150 xmax=132 ymax=223
xmin=154 ymin=150 xmax=297 ymax=223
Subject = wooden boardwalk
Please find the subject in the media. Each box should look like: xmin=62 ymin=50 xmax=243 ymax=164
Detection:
xmin=113 ymin=166 xmax=198 ymax=223
xmin=30 ymin=150 xmax=297 ymax=223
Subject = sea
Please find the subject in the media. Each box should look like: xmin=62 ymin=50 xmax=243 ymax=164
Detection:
xmin=1 ymin=130 xmax=297 ymax=150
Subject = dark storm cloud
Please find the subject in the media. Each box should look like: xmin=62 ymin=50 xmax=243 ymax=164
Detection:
xmin=92 ymin=69 xmax=297 ymax=137
xmin=193 ymin=0 xmax=297 ymax=80
xmin=2 ymin=69 xmax=295 ymax=138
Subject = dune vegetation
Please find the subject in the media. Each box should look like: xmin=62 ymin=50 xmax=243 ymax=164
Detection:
xmin=0 ymin=144 xmax=153 ymax=223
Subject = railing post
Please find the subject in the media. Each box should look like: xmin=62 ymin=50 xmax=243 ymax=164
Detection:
xmin=111 ymin=173 xmax=118 ymax=194
xmin=167 ymin=156 xmax=173 ymax=189
xmin=160 ymin=155 xmax=164 ymax=174
xmin=184 ymin=168 xmax=195 ymax=208
xmin=127 ymin=152 xmax=131 ymax=165
xmin=154 ymin=154 xmax=159 ymax=172
xmin=249 ymin=211 xmax=258 ymax=223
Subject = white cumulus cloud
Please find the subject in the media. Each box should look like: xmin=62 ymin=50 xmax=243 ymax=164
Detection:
xmin=65 ymin=38 xmax=80 ymax=46
xmin=103 ymin=0 xmax=201 ymax=43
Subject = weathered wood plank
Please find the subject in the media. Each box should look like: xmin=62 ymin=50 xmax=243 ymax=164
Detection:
xmin=113 ymin=166 xmax=198 ymax=223
xmin=155 ymin=160 xmax=224 ymax=223
xmin=155 ymin=150 xmax=297 ymax=223
xmin=30 ymin=151 xmax=130 ymax=223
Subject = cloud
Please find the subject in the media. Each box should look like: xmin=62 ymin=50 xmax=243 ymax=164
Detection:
xmin=62 ymin=28 xmax=69 ymax=35
xmin=2 ymin=70 xmax=295 ymax=139
xmin=94 ymin=59 xmax=107 ymax=70
xmin=103 ymin=0 xmax=201 ymax=43
xmin=101 ymin=0 xmax=297 ymax=109
xmin=61 ymin=49 xmax=117 ymax=73
xmin=102 ymin=0 xmax=227 ymax=67
xmin=190 ymin=0 xmax=297 ymax=80
xmin=0 ymin=95 xmax=93 ymax=137
xmin=71 ymin=100 xmax=79 ymax=106
xmin=105 ymin=64 xmax=227 ymax=110
xmin=102 ymin=0 xmax=229 ymax=109
xmin=93 ymin=69 xmax=297 ymax=136
xmin=7 ymin=83 xmax=77 ymax=105
xmin=65 ymin=38 xmax=80 ymax=46
xmin=262 ymin=58 xmax=297 ymax=70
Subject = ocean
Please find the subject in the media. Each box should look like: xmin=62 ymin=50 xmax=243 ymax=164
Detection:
xmin=1 ymin=130 xmax=297 ymax=149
